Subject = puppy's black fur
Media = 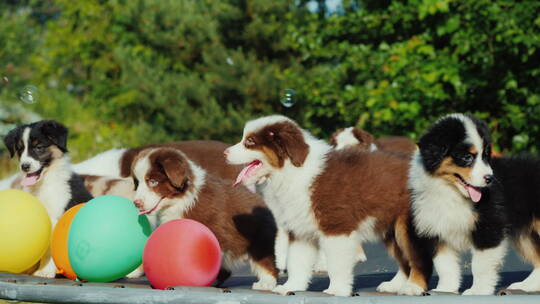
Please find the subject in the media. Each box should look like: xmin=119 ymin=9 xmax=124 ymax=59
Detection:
xmin=492 ymin=155 xmax=540 ymax=237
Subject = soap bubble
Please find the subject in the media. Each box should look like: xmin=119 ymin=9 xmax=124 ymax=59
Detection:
xmin=18 ymin=85 xmax=39 ymax=104
xmin=281 ymin=89 xmax=296 ymax=108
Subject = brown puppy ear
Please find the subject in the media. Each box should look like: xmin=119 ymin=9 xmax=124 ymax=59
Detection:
xmin=269 ymin=122 xmax=309 ymax=167
xmin=160 ymin=155 xmax=189 ymax=189
xmin=120 ymin=148 xmax=142 ymax=178
xmin=328 ymin=129 xmax=343 ymax=147
xmin=352 ymin=127 xmax=375 ymax=146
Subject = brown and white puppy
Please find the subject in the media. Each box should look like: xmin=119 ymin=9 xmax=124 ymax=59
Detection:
xmin=329 ymin=127 xmax=416 ymax=156
xmin=128 ymin=147 xmax=279 ymax=290
xmin=73 ymin=140 xmax=288 ymax=272
xmin=225 ymin=115 xmax=429 ymax=296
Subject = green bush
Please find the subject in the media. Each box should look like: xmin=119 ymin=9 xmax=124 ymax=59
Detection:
xmin=0 ymin=0 xmax=539 ymax=172
xmin=281 ymin=0 xmax=540 ymax=153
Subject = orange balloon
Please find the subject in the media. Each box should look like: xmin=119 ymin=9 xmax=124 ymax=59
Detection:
xmin=51 ymin=204 xmax=85 ymax=280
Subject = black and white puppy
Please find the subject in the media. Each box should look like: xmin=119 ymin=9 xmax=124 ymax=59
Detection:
xmin=408 ymin=113 xmax=507 ymax=295
xmin=3 ymin=120 xmax=92 ymax=277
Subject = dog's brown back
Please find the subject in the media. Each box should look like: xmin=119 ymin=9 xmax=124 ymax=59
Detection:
xmin=120 ymin=140 xmax=242 ymax=181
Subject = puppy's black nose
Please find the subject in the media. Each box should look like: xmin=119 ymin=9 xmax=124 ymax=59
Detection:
xmin=21 ymin=163 xmax=30 ymax=172
xmin=484 ymin=174 xmax=493 ymax=185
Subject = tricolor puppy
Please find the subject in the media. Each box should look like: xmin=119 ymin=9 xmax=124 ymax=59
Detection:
xmin=128 ymin=147 xmax=279 ymax=289
xmin=3 ymin=120 xmax=92 ymax=277
xmin=225 ymin=115 xmax=430 ymax=296
xmin=408 ymin=113 xmax=507 ymax=295
xmin=330 ymin=127 xmax=416 ymax=156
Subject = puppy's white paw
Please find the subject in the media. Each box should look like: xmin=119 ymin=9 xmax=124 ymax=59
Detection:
xmin=252 ymin=279 xmax=276 ymax=290
xmin=126 ymin=266 xmax=144 ymax=278
xmin=508 ymin=280 xmax=540 ymax=292
xmin=376 ymin=281 xmax=402 ymax=293
xmin=398 ymin=281 xmax=425 ymax=296
xmin=462 ymin=287 xmax=494 ymax=295
xmin=431 ymin=288 xmax=459 ymax=294
xmin=323 ymin=286 xmax=352 ymax=297
xmin=273 ymin=284 xmax=301 ymax=295
xmin=33 ymin=268 xmax=56 ymax=278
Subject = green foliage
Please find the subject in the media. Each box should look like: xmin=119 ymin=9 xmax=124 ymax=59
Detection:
xmin=281 ymin=0 xmax=540 ymax=153
xmin=30 ymin=0 xmax=295 ymax=153
xmin=0 ymin=0 xmax=539 ymax=178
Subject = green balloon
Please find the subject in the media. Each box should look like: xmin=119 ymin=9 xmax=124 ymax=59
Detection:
xmin=68 ymin=195 xmax=151 ymax=282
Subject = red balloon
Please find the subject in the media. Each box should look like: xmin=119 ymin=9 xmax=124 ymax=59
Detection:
xmin=143 ymin=219 xmax=221 ymax=289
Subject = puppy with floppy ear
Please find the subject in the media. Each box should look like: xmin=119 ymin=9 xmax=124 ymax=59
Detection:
xmin=329 ymin=127 xmax=376 ymax=151
xmin=330 ymin=126 xmax=416 ymax=155
xmin=3 ymin=120 xmax=92 ymax=278
xmin=128 ymin=147 xmax=279 ymax=289
xmin=226 ymin=115 xmax=429 ymax=296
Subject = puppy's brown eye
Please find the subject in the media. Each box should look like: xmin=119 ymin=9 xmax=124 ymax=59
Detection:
xmin=148 ymin=179 xmax=159 ymax=187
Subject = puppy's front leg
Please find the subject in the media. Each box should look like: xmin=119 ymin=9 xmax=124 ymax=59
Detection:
xmin=320 ymin=233 xmax=357 ymax=296
xmin=432 ymin=245 xmax=461 ymax=293
xmin=33 ymin=219 xmax=58 ymax=278
xmin=33 ymin=252 xmax=57 ymax=278
xmin=272 ymin=238 xmax=317 ymax=295
xmin=274 ymin=228 xmax=289 ymax=272
xmin=462 ymin=241 xmax=507 ymax=295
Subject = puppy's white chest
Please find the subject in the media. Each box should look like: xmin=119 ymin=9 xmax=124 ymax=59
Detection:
xmin=30 ymin=168 xmax=72 ymax=221
xmin=413 ymin=192 xmax=477 ymax=251
xmin=263 ymin=187 xmax=318 ymax=238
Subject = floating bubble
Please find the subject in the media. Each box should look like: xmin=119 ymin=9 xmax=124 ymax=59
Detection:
xmin=281 ymin=89 xmax=296 ymax=108
xmin=18 ymin=85 xmax=39 ymax=104
xmin=2 ymin=76 xmax=8 ymax=83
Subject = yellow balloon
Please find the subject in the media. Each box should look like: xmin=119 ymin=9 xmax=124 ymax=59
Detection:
xmin=0 ymin=189 xmax=51 ymax=273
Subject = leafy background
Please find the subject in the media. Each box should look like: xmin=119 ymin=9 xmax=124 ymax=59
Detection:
xmin=1 ymin=0 xmax=539 ymax=178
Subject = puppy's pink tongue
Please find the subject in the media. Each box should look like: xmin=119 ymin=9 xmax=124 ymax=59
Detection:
xmin=467 ymin=185 xmax=482 ymax=203
xmin=234 ymin=166 xmax=252 ymax=187
xmin=21 ymin=175 xmax=38 ymax=187
xmin=233 ymin=160 xmax=260 ymax=187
